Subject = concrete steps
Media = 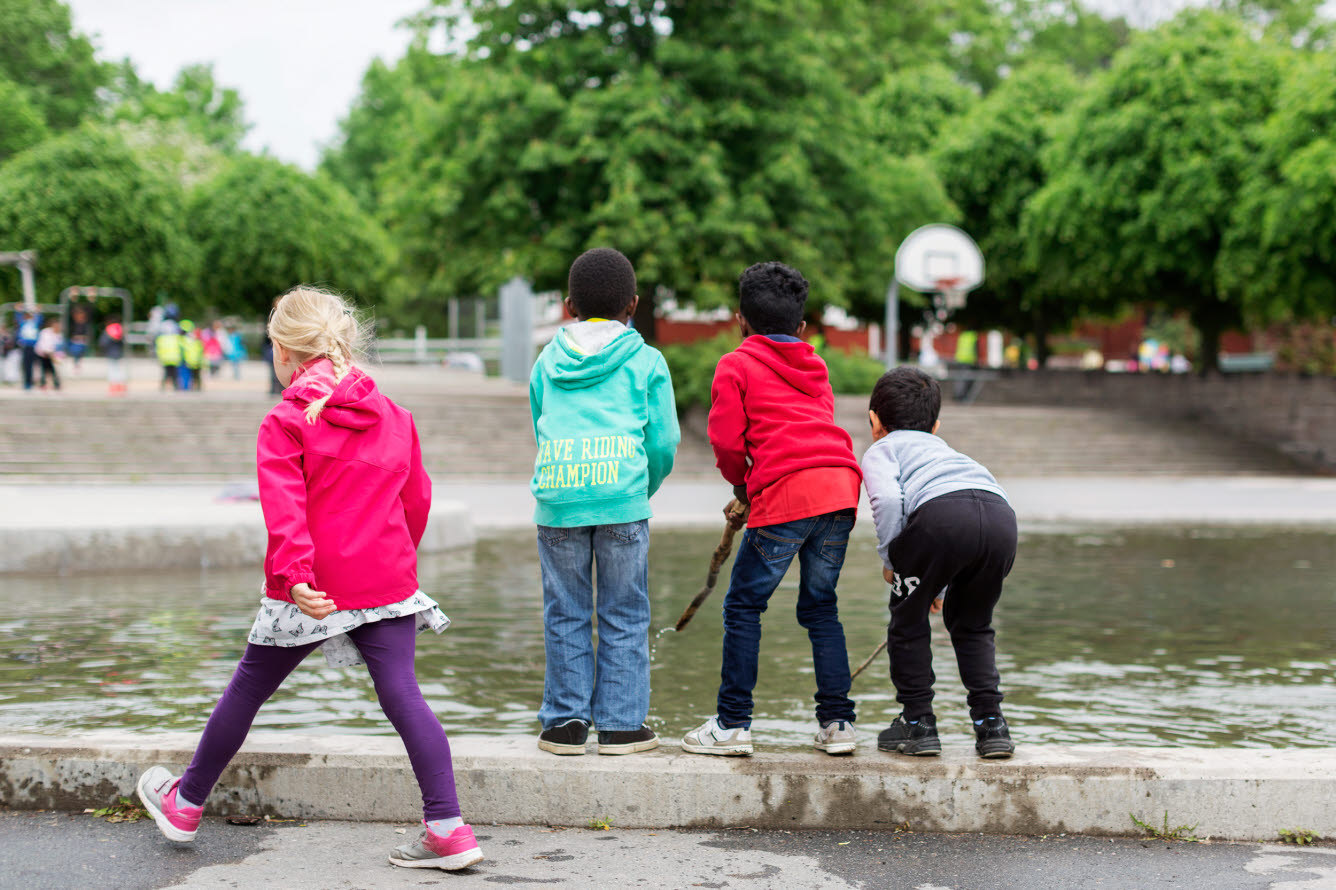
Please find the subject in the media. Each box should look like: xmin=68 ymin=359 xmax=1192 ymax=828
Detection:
xmin=0 ymin=393 xmax=1303 ymax=481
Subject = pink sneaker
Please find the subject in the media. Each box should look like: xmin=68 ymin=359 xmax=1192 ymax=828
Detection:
xmin=136 ymin=766 xmax=202 ymax=842
xmin=388 ymin=821 xmax=484 ymax=870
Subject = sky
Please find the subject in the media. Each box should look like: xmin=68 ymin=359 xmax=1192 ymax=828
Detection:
xmin=66 ymin=0 xmax=428 ymax=170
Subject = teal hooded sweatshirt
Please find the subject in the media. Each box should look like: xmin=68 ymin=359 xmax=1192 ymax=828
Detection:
xmin=529 ymin=322 xmax=680 ymax=528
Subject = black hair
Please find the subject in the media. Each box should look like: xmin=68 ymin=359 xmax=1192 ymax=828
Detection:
xmin=869 ymin=367 xmax=941 ymax=433
xmin=567 ymin=247 xmax=637 ymax=319
xmin=738 ymin=261 xmax=808 ymax=335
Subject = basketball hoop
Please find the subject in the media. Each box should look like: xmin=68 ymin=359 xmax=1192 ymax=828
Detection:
xmin=886 ymin=225 xmax=985 ymax=368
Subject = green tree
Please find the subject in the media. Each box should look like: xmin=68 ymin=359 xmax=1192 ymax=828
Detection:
xmin=933 ymin=63 xmax=1083 ymax=365
xmin=107 ymin=63 xmax=249 ymax=153
xmin=0 ymin=126 xmax=198 ymax=302
xmin=322 ymin=41 xmax=450 ymax=211
xmin=374 ymin=0 xmax=953 ymax=333
xmin=187 ymin=154 xmax=391 ymax=315
xmin=0 ymin=0 xmax=106 ymax=130
xmin=1220 ymin=49 xmax=1336 ymax=324
xmin=0 ymin=78 xmax=49 ymax=161
xmin=1022 ymin=11 xmax=1288 ymax=372
xmin=863 ymin=64 xmax=978 ymax=157
xmin=1017 ymin=0 xmax=1131 ymax=75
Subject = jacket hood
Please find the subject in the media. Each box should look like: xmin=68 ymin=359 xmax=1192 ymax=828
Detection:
xmin=734 ymin=335 xmax=827 ymax=398
xmin=284 ymin=362 xmax=384 ymax=430
xmin=540 ymin=325 xmax=645 ymax=389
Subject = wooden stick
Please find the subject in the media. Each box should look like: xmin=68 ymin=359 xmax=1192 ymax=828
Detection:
xmin=849 ymin=639 xmax=887 ymax=682
xmin=674 ymin=499 xmax=748 ymax=632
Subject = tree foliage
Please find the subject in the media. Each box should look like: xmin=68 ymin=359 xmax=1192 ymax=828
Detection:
xmin=0 ymin=0 xmax=106 ymax=130
xmin=0 ymin=78 xmax=49 ymax=161
xmin=1219 ymin=49 xmax=1336 ymax=324
xmin=107 ymin=63 xmax=250 ymax=153
xmin=0 ymin=126 xmax=198 ymax=303
xmin=186 ymin=154 xmax=392 ymax=315
xmin=863 ymin=64 xmax=978 ymax=157
xmin=1021 ymin=11 xmax=1288 ymax=370
xmin=934 ymin=63 xmax=1083 ymax=363
xmin=366 ymin=0 xmax=954 ymax=331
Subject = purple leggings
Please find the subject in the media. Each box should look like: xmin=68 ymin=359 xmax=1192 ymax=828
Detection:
xmin=179 ymin=615 xmax=459 ymax=820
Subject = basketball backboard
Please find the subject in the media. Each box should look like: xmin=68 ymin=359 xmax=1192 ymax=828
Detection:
xmin=894 ymin=224 xmax=984 ymax=295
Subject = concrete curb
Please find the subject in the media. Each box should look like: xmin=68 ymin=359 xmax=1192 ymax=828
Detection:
xmin=0 ymin=501 xmax=474 ymax=573
xmin=2 ymin=733 xmax=1331 ymax=841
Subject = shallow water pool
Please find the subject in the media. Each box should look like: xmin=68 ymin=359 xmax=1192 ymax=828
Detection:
xmin=1 ymin=527 xmax=1333 ymax=750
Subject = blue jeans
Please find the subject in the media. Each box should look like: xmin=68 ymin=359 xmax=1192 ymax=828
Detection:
xmin=536 ymin=520 xmax=651 ymax=732
xmin=717 ymin=509 xmax=857 ymax=728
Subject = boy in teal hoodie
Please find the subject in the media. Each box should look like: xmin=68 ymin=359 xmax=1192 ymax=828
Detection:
xmin=530 ymin=247 xmax=680 ymax=756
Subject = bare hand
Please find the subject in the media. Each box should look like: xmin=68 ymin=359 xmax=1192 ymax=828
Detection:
xmin=882 ymin=567 xmax=895 ymax=585
xmin=929 ymin=597 xmax=943 ymax=614
xmin=724 ymin=491 xmax=749 ymax=529
xmin=291 ymin=583 xmax=336 ymax=620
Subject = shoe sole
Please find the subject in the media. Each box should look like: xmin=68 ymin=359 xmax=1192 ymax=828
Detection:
xmin=598 ymin=737 xmax=660 ymax=755
xmin=136 ymin=776 xmax=197 ymax=843
xmin=537 ymin=740 xmax=587 ymax=755
xmin=389 ymin=849 xmax=484 ymax=871
xmin=815 ymin=742 xmax=856 ymax=755
xmin=978 ymin=745 xmax=1015 ymax=759
xmin=681 ymin=741 xmax=753 ymax=756
xmin=877 ymin=740 xmax=942 ymax=756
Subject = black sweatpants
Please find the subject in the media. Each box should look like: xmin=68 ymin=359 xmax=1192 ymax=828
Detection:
xmin=886 ymin=490 xmax=1017 ymax=721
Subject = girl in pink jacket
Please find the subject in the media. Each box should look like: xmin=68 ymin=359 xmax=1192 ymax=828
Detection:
xmin=136 ymin=287 xmax=482 ymax=871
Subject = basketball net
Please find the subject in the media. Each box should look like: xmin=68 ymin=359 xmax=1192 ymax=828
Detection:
xmin=933 ymin=277 xmax=967 ymax=320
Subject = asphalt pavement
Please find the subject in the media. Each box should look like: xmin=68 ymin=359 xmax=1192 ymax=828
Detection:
xmin=2 ymin=810 xmax=1332 ymax=890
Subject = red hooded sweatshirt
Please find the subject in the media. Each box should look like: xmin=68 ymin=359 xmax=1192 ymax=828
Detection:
xmin=708 ymin=336 xmax=861 ymax=527
xmin=257 ymin=362 xmax=430 ymax=610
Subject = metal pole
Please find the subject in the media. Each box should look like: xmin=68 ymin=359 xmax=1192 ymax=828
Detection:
xmin=19 ymin=256 xmax=36 ymax=309
xmin=883 ymin=279 xmax=899 ymax=368
xmin=499 ymin=277 xmax=534 ymax=383
xmin=474 ymin=298 xmax=485 ymax=340
xmin=448 ymin=298 xmax=460 ymax=341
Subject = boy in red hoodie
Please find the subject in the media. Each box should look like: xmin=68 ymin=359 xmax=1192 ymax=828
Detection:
xmin=682 ymin=262 xmax=862 ymax=757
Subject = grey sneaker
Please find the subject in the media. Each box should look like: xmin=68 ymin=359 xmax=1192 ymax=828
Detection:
xmin=388 ymin=822 xmax=484 ymax=871
xmin=814 ymin=720 xmax=857 ymax=755
xmin=681 ymin=716 xmax=753 ymax=756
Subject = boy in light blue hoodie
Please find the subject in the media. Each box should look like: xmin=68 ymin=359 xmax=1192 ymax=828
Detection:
xmin=529 ymin=247 xmax=680 ymax=756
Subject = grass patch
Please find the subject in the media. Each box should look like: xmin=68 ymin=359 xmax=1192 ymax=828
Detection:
xmin=1130 ymin=811 xmax=1199 ymax=842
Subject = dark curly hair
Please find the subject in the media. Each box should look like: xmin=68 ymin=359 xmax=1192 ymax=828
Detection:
xmin=738 ymin=262 xmax=808 ymax=335
xmin=568 ymin=247 xmax=637 ymax=319
xmin=869 ymin=367 xmax=941 ymax=433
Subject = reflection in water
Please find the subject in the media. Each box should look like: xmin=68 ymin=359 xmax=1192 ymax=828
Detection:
xmin=0 ymin=527 xmax=1333 ymax=750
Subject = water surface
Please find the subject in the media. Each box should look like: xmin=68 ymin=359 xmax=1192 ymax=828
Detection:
xmin=1 ymin=527 xmax=1332 ymax=749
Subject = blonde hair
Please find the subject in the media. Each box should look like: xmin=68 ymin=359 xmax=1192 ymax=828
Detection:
xmin=267 ymin=286 xmax=366 ymax=424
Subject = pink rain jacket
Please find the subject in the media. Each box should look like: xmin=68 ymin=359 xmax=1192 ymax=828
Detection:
xmin=258 ymin=362 xmax=430 ymax=609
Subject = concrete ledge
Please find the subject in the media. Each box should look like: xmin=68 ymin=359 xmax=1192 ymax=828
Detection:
xmin=2 ymin=733 xmax=1331 ymax=841
xmin=0 ymin=500 xmax=473 ymax=574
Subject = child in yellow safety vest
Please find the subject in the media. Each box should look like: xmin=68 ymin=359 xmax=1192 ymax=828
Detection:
xmin=156 ymin=322 xmax=182 ymax=391
xmin=179 ymin=320 xmax=205 ymax=391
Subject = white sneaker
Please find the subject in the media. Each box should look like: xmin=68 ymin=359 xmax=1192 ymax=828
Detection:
xmin=681 ymin=716 xmax=753 ymax=756
xmin=814 ymin=720 xmax=857 ymax=755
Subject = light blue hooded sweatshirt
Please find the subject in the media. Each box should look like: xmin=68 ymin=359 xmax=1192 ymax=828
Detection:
xmin=529 ymin=321 xmax=680 ymax=528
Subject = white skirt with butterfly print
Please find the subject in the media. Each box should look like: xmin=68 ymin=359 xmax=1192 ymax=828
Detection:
xmin=246 ymin=587 xmax=450 ymax=668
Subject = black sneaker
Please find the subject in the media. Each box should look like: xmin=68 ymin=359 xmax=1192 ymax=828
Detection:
xmin=877 ymin=714 xmax=942 ymax=756
xmin=597 ymin=725 xmax=660 ymax=755
xmin=974 ymin=714 xmax=1015 ymax=759
xmin=538 ymin=719 xmax=589 ymax=755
